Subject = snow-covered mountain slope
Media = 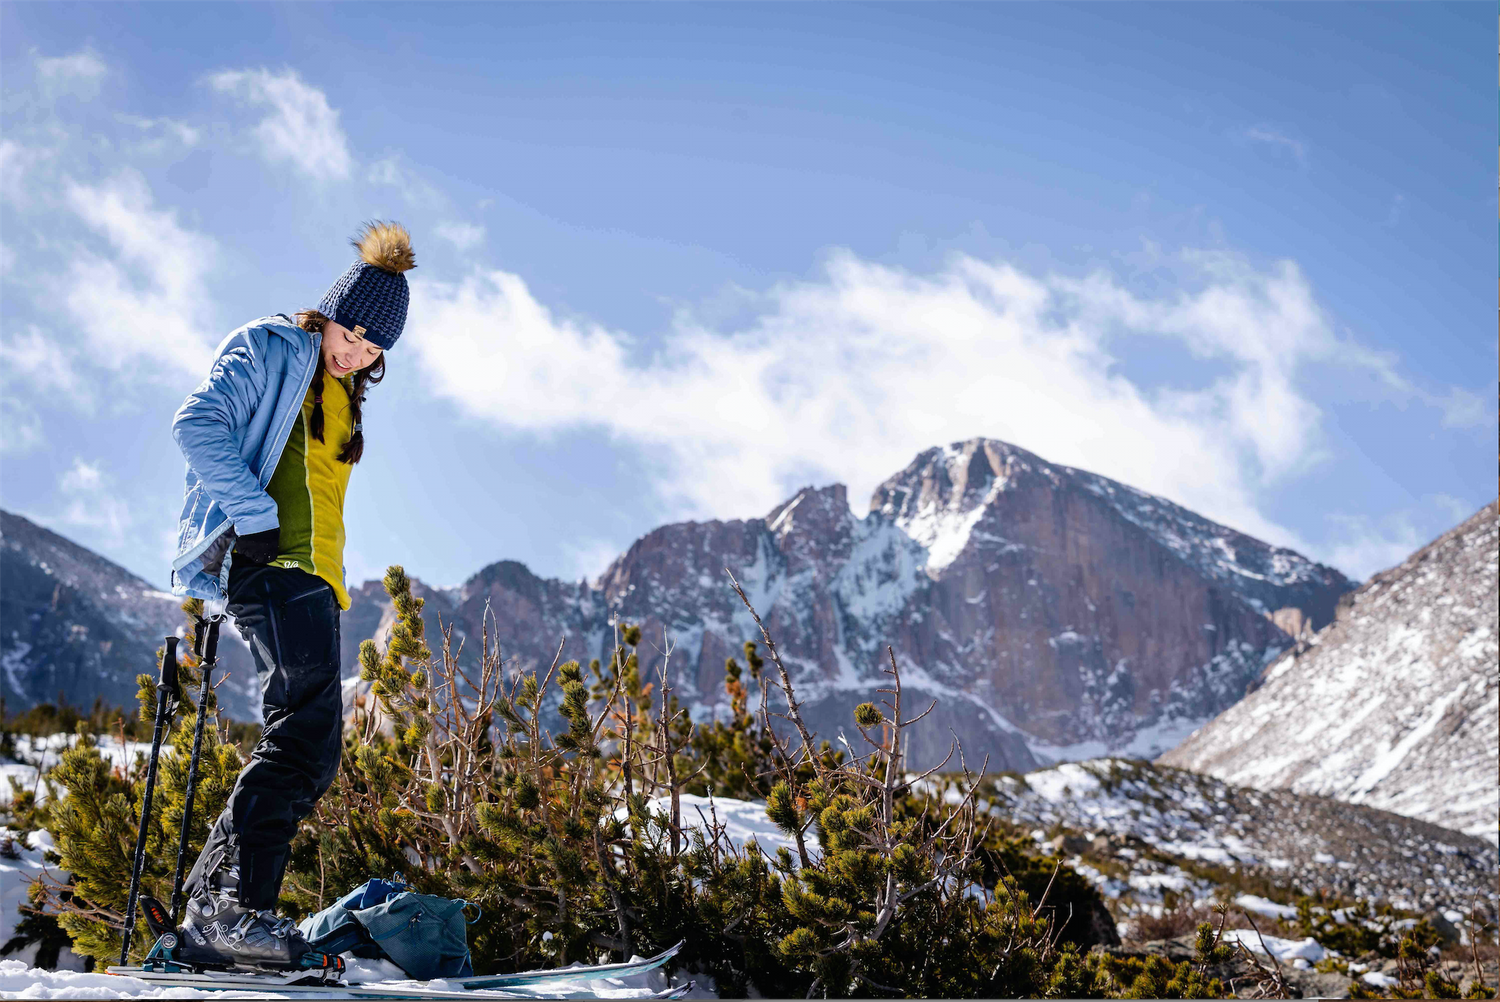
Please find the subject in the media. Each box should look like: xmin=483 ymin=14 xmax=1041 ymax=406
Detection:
xmin=342 ymin=438 xmax=1351 ymax=772
xmin=1161 ymin=501 xmax=1498 ymax=842
xmin=0 ymin=511 xmax=259 ymax=719
xmin=977 ymin=758 xmax=1497 ymax=919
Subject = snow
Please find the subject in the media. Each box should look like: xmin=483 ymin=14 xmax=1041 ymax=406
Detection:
xmin=901 ymin=498 xmax=989 ymax=575
xmin=1347 ymin=687 xmax=1464 ymax=798
xmin=1220 ymin=930 xmax=1326 ymax=964
xmin=1028 ymin=712 xmax=1211 ymax=765
xmin=1023 ymin=763 xmax=1101 ymax=801
xmin=1234 ymin=894 xmax=1299 ymax=920
xmin=614 ymin=794 xmax=802 ymax=862
xmin=2 ymin=735 xmax=169 ymax=807
xmin=831 ymin=521 xmax=925 ymax=622
xmin=2 ymin=644 xmax=31 ymax=702
xmin=1361 ymin=970 xmax=1399 ymax=988
xmin=0 ymin=828 xmax=85 ymax=972
xmin=887 ymin=460 xmax=1006 ymax=576
xmin=0 ymin=957 xmax=696 ymax=998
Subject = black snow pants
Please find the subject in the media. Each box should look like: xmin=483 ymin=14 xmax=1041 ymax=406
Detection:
xmin=183 ymin=563 xmax=343 ymax=911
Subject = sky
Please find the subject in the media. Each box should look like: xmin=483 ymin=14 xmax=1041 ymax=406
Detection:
xmin=1 ymin=2 xmax=1494 ymax=594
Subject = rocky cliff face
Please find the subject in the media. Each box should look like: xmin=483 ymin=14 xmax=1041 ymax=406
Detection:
xmin=0 ymin=511 xmax=259 ymax=720
xmin=345 ymin=439 xmax=1353 ymax=771
xmin=1160 ymin=502 xmax=1498 ymax=841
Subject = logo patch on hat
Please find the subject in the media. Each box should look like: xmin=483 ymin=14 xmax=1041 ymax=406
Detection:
xmin=353 ymin=325 xmax=367 ymax=337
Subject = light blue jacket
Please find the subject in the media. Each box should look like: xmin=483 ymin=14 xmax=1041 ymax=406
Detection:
xmin=170 ymin=315 xmax=322 ymax=601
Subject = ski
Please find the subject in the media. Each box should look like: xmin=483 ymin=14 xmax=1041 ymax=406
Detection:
xmin=106 ymin=965 xmax=480 ymax=998
xmin=114 ymin=918 xmax=685 ymax=997
xmin=106 ymin=965 xmax=693 ymax=999
xmin=459 ymin=940 xmax=685 ymax=989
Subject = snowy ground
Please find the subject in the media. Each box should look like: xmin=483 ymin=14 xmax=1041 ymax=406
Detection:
xmin=0 ymin=956 xmax=708 ymax=999
xmin=2 ymin=734 xmax=165 ymax=807
xmin=1218 ymin=929 xmax=1326 ymax=969
xmin=0 ymin=828 xmax=85 ymax=973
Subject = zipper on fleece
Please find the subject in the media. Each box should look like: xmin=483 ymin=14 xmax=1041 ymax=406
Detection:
xmin=258 ymin=327 xmax=322 ymax=490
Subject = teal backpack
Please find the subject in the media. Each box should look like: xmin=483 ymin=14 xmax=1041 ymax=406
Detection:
xmin=298 ymin=876 xmax=476 ymax=980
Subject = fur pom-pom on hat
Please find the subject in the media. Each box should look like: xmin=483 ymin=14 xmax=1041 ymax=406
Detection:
xmin=354 ymin=220 xmax=416 ymax=274
xmin=318 ymin=220 xmax=416 ymax=350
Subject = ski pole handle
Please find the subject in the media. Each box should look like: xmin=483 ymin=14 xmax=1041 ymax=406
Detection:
xmin=120 ymin=637 xmax=179 ymax=965
xmin=160 ymin=636 xmax=179 ymax=701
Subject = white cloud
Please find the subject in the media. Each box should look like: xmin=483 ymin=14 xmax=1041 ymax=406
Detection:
xmin=59 ymin=170 xmax=219 ymax=375
xmin=115 ymin=113 xmax=202 ymax=151
xmin=35 ymin=49 xmax=107 ymax=100
xmin=1238 ymin=125 xmax=1307 ymax=165
xmin=368 ymin=154 xmax=446 ymax=208
xmin=436 ymin=221 xmax=486 ymax=251
xmin=561 ymin=537 xmax=626 ymax=584
xmin=1428 ymin=493 xmax=1478 ymax=525
xmin=58 ymin=458 xmax=132 ymax=546
xmin=408 ymin=247 xmax=1452 ymax=560
xmin=61 ymin=459 xmax=104 ymax=493
xmin=0 ymin=397 xmax=42 ymax=454
xmin=0 ymin=138 xmax=57 ymax=204
xmin=1321 ymin=494 xmax=1481 ymax=581
xmin=1432 ymin=385 xmax=1490 ymax=429
xmin=208 ymin=68 xmax=351 ymax=181
xmin=1 ymin=327 xmax=84 ymax=397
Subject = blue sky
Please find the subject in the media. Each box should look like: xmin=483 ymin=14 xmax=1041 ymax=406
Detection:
xmin=1 ymin=2 xmax=1494 ymax=593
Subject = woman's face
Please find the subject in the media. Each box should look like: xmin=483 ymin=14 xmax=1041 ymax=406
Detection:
xmin=321 ymin=320 xmax=383 ymax=378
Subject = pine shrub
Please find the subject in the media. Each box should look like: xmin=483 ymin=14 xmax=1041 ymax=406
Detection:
xmin=15 ymin=572 xmax=1223 ymax=998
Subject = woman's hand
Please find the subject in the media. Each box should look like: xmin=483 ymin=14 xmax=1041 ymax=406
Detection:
xmin=235 ymin=527 xmax=281 ymax=566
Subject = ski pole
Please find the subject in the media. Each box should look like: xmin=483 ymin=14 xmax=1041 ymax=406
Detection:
xmin=169 ymin=615 xmax=220 ymax=923
xmin=119 ymin=637 xmax=179 ymax=965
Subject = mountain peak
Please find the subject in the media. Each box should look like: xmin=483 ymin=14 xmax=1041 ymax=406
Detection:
xmin=866 ymin=439 xmax=1351 ymax=625
xmin=766 ymin=483 xmax=850 ymax=533
xmin=869 ymin=439 xmax=1032 ymax=574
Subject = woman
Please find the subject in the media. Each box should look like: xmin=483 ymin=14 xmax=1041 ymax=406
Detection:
xmin=168 ymin=221 xmax=415 ymax=968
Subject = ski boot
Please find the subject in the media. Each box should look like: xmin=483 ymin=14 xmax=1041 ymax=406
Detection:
xmin=128 ymin=892 xmax=343 ymax=983
xmin=170 ymin=865 xmax=324 ymax=973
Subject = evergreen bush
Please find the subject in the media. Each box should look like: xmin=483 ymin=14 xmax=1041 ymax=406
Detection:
xmin=19 ymin=571 xmax=1234 ymax=998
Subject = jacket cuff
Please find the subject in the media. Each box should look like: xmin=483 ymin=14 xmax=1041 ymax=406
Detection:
xmin=232 ymin=512 xmax=280 ymax=536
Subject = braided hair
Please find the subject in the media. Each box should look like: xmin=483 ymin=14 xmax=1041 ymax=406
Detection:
xmin=294 ymin=309 xmax=385 ymax=464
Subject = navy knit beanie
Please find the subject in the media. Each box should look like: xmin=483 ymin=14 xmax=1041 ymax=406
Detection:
xmin=318 ymin=221 xmax=416 ymax=350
